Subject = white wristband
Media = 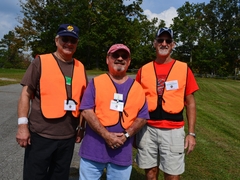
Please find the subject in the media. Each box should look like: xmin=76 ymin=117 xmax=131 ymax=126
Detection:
xmin=18 ymin=117 xmax=28 ymax=125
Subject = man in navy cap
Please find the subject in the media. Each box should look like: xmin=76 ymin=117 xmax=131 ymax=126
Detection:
xmin=16 ymin=24 xmax=87 ymax=180
xmin=135 ymin=27 xmax=199 ymax=180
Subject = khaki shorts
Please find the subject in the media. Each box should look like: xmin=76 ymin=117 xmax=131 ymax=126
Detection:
xmin=136 ymin=125 xmax=185 ymax=175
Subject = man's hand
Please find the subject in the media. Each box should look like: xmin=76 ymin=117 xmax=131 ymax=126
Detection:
xmin=184 ymin=135 xmax=196 ymax=154
xmin=104 ymin=132 xmax=125 ymax=149
xmin=16 ymin=124 xmax=31 ymax=148
xmin=75 ymin=128 xmax=85 ymax=143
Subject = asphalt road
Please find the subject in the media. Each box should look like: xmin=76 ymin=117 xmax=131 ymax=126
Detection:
xmin=0 ymin=83 xmax=79 ymax=180
xmin=0 ymin=84 xmax=24 ymax=180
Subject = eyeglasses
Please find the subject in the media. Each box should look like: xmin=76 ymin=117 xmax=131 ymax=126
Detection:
xmin=60 ymin=36 xmax=78 ymax=44
xmin=156 ymin=38 xmax=172 ymax=44
xmin=110 ymin=53 xmax=129 ymax=60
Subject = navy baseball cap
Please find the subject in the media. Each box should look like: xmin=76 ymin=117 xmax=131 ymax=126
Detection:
xmin=156 ymin=27 xmax=173 ymax=38
xmin=57 ymin=24 xmax=79 ymax=39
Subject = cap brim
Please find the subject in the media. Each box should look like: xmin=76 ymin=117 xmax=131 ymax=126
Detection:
xmin=58 ymin=32 xmax=78 ymax=39
xmin=111 ymin=48 xmax=129 ymax=54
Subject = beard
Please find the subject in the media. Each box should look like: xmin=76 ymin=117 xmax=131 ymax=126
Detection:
xmin=113 ymin=65 xmax=125 ymax=72
xmin=157 ymin=48 xmax=170 ymax=56
xmin=113 ymin=61 xmax=126 ymax=72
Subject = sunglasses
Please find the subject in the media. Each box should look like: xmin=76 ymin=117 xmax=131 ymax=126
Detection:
xmin=60 ymin=36 xmax=78 ymax=44
xmin=110 ymin=53 xmax=129 ymax=60
xmin=156 ymin=38 xmax=172 ymax=44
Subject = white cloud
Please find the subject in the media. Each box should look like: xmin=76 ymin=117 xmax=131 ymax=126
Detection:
xmin=143 ymin=7 xmax=178 ymax=27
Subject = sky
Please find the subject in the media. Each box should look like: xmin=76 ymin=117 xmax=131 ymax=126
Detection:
xmin=0 ymin=0 xmax=210 ymax=40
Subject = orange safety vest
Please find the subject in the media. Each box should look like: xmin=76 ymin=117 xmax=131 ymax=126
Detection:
xmin=39 ymin=54 xmax=86 ymax=119
xmin=94 ymin=74 xmax=146 ymax=129
xmin=140 ymin=60 xmax=187 ymax=118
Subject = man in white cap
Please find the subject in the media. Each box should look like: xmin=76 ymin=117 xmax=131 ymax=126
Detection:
xmin=16 ymin=24 xmax=87 ymax=179
xmin=135 ymin=27 xmax=199 ymax=180
xmin=78 ymin=44 xmax=149 ymax=180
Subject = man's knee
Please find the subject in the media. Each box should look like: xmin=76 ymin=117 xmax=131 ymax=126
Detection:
xmin=145 ymin=167 xmax=159 ymax=180
xmin=164 ymin=172 xmax=180 ymax=180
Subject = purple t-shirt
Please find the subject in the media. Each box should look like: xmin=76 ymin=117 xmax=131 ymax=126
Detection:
xmin=79 ymin=76 xmax=149 ymax=166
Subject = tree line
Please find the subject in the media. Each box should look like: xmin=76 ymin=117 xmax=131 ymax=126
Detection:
xmin=0 ymin=0 xmax=240 ymax=77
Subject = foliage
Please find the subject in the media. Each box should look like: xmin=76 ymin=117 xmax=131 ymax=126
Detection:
xmin=14 ymin=0 xmax=157 ymax=70
xmin=2 ymin=0 xmax=240 ymax=75
xmin=0 ymin=31 xmax=27 ymax=68
xmin=172 ymin=0 xmax=240 ymax=76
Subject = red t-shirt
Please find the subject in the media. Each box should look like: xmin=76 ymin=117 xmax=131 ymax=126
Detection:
xmin=136 ymin=60 xmax=199 ymax=128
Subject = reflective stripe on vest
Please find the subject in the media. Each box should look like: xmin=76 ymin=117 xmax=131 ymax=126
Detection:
xmin=141 ymin=60 xmax=187 ymax=114
xmin=40 ymin=54 xmax=86 ymax=119
xmin=94 ymin=74 xmax=145 ymax=129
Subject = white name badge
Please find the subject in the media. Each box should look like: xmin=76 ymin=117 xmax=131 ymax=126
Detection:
xmin=165 ymin=80 xmax=179 ymax=90
xmin=64 ymin=100 xmax=76 ymax=111
xmin=110 ymin=100 xmax=124 ymax=112
xmin=114 ymin=93 xmax=123 ymax=101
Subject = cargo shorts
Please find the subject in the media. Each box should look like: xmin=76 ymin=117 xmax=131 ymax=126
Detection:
xmin=136 ymin=125 xmax=185 ymax=175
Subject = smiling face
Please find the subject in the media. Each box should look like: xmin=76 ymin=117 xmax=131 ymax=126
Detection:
xmin=106 ymin=49 xmax=131 ymax=76
xmin=154 ymin=32 xmax=175 ymax=58
xmin=55 ymin=35 xmax=78 ymax=61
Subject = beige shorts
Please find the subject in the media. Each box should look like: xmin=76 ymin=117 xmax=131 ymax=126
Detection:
xmin=136 ymin=125 xmax=185 ymax=175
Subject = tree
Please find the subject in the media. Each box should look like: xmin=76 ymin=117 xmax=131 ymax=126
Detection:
xmin=171 ymin=0 xmax=240 ymax=76
xmin=15 ymin=0 xmax=157 ymax=69
xmin=200 ymin=0 xmax=240 ymax=76
xmin=0 ymin=31 xmax=25 ymax=68
xmin=172 ymin=2 xmax=206 ymax=67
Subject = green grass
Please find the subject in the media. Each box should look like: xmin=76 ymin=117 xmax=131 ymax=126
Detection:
xmin=0 ymin=68 xmax=26 ymax=85
xmin=0 ymin=68 xmax=107 ymax=86
xmin=181 ymin=78 xmax=240 ymax=180
xmin=1 ymin=69 xmax=240 ymax=179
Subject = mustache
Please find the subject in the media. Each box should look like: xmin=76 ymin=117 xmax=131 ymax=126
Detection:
xmin=114 ymin=60 xmax=125 ymax=65
xmin=159 ymin=46 xmax=169 ymax=49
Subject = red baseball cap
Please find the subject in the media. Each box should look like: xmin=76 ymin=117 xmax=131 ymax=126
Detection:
xmin=107 ymin=44 xmax=130 ymax=55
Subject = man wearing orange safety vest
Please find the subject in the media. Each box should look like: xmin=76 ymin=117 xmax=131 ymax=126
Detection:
xmin=135 ymin=27 xmax=199 ymax=180
xmin=78 ymin=44 xmax=149 ymax=180
xmin=16 ymin=24 xmax=87 ymax=180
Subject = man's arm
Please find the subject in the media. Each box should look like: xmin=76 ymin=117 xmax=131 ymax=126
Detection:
xmin=124 ymin=117 xmax=147 ymax=139
xmin=81 ymin=109 xmax=124 ymax=149
xmin=184 ymin=93 xmax=197 ymax=154
xmin=16 ymin=86 xmax=33 ymax=148
xmin=75 ymin=114 xmax=86 ymax=143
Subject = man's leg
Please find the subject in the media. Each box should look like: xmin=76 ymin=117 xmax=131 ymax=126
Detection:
xmin=23 ymin=132 xmax=55 ymax=180
xmin=164 ymin=173 xmax=180 ymax=180
xmin=107 ymin=163 xmax=132 ymax=180
xmin=79 ymin=158 xmax=105 ymax=180
xmin=145 ymin=167 xmax=159 ymax=180
xmin=136 ymin=125 xmax=160 ymax=180
xmin=159 ymin=127 xmax=185 ymax=180
xmin=47 ymin=136 xmax=75 ymax=180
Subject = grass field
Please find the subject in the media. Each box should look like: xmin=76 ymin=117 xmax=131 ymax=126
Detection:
xmin=1 ymin=69 xmax=240 ymax=179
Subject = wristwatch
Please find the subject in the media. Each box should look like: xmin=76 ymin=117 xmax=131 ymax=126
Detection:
xmin=188 ymin=132 xmax=196 ymax=138
xmin=124 ymin=131 xmax=130 ymax=139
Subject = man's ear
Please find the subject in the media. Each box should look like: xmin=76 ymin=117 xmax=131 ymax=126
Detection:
xmin=172 ymin=41 xmax=176 ymax=49
xmin=153 ymin=40 xmax=157 ymax=48
xmin=106 ymin=56 xmax=109 ymax=64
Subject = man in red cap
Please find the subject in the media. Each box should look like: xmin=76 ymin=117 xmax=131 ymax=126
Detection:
xmin=16 ymin=24 xmax=87 ymax=179
xmin=78 ymin=44 xmax=149 ymax=179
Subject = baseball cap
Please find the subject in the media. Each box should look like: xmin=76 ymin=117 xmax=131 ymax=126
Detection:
xmin=107 ymin=44 xmax=130 ymax=55
xmin=57 ymin=24 xmax=79 ymax=39
xmin=156 ymin=27 xmax=173 ymax=38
